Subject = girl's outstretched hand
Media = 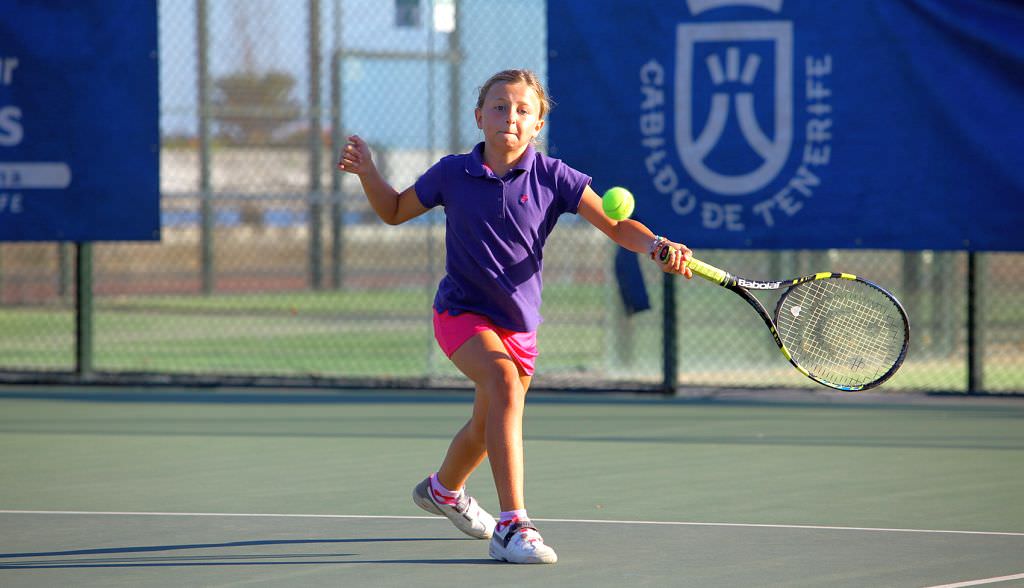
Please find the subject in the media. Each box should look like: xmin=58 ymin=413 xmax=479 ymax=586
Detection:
xmin=337 ymin=135 xmax=375 ymax=176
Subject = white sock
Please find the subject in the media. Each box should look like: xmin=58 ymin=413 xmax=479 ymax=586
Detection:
xmin=497 ymin=509 xmax=528 ymax=533
xmin=428 ymin=473 xmax=461 ymax=505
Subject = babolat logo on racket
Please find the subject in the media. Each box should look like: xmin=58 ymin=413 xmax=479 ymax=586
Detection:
xmin=637 ymin=0 xmax=833 ymax=233
xmin=737 ymin=277 xmax=783 ymax=290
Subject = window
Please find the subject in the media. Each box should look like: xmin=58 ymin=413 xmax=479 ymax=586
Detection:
xmin=395 ymin=0 xmax=421 ymax=28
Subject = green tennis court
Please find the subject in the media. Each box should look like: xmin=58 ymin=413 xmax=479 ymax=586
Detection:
xmin=1 ymin=387 xmax=1022 ymax=587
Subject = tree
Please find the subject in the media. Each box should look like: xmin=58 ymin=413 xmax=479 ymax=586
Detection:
xmin=211 ymin=71 xmax=301 ymax=145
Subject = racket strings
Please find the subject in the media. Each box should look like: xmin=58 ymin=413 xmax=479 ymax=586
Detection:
xmin=776 ymin=279 xmax=905 ymax=387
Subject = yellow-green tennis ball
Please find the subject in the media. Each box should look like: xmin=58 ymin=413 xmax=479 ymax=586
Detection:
xmin=602 ymin=187 xmax=635 ymax=221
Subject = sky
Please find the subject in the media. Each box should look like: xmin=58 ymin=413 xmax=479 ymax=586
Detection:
xmin=158 ymin=0 xmax=546 ymax=150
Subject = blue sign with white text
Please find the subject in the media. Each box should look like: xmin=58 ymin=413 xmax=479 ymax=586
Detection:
xmin=0 ymin=0 xmax=159 ymax=241
xmin=548 ymin=0 xmax=1024 ymax=251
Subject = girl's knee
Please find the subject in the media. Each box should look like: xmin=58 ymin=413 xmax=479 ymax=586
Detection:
xmin=483 ymin=368 xmax=525 ymax=407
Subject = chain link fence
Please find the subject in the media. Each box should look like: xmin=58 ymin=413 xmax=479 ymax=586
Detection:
xmin=1 ymin=0 xmax=1021 ymax=393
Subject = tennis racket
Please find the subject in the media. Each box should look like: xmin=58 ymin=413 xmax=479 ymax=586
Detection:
xmin=659 ymin=246 xmax=910 ymax=391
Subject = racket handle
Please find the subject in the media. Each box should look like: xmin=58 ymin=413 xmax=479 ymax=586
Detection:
xmin=688 ymin=258 xmax=729 ymax=286
xmin=685 ymin=257 xmax=729 ymax=285
xmin=655 ymin=245 xmax=729 ymax=285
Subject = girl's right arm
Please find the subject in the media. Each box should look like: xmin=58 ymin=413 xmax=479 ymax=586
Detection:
xmin=337 ymin=134 xmax=428 ymax=225
xmin=577 ymin=185 xmax=693 ymax=278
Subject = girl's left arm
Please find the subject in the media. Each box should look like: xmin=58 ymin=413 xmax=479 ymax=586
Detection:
xmin=577 ymin=185 xmax=693 ymax=278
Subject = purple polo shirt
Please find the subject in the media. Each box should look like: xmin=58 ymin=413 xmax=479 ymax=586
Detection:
xmin=415 ymin=142 xmax=591 ymax=332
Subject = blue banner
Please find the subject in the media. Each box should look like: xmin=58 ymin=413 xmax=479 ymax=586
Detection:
xmin=548 ymin=0 xmax=1024 ymax=251
xmin=0 ymin=0 xmax=159 ymax=241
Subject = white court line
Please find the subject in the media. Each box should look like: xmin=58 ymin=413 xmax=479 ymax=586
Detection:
xmin=2 ymin=510 xmax=1023 ymax=538
xmin=922 ymin=572 xmax=1024 ymax=588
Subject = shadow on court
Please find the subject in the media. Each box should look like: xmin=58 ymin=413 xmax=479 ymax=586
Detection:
xmin=0 ymin=537 xmax=496 ymax=569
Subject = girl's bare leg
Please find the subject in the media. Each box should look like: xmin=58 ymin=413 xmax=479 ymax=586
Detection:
xmin=437 ymin=330 xmax=531 ymax=511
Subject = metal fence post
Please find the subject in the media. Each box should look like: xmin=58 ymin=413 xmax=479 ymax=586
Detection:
xmin=662 ymin=272 xmax=677 ymax=394
xmin=330 ymin=0 xmax=344 ymax=289
xmin=967 ymin=251 xmax=984 ymax=393
xmin=75 ymin=242 xmax=93 ymax=376
xmin=449 ymin=0 xmax=462 ymax=152
xmin=308 ymin=0 xmax=324 ymax=290
xmin=197 ymin=0 xmax=214 ymax=294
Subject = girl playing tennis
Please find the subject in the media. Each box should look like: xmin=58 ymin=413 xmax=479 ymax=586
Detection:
xmin=338 ymin=69 xmax=692 ymax=564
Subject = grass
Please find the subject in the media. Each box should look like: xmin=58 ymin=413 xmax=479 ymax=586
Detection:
xmin=1 ymin=280 xmax=1022 ymax=392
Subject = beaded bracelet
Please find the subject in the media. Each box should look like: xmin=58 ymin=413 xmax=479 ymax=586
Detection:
xmin=648 ymin=235 xmax=666 ymax=259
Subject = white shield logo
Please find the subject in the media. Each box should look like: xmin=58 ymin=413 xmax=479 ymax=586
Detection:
xmin=676 ymin=21 xmax=793 ymax=195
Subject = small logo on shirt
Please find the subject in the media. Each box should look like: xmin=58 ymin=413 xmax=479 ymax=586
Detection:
xmin=520 ymin=193 xmax=529 ymax=204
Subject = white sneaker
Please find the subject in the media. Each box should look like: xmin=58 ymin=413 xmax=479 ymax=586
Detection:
xmin=489 ymin=518 xmax=558 ymax=564
xmin=412 ymin=476 xmax=496 ymax=539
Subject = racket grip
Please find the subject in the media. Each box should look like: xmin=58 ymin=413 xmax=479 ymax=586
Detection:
xmin=684 ymin=257 xmax=729 ymax=285
xmin=655 ymin=245 xmax=729 ymax=285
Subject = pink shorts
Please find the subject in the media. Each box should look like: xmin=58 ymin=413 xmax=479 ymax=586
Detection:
xmin=432 ymin=309 xmax=538 ymax=376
